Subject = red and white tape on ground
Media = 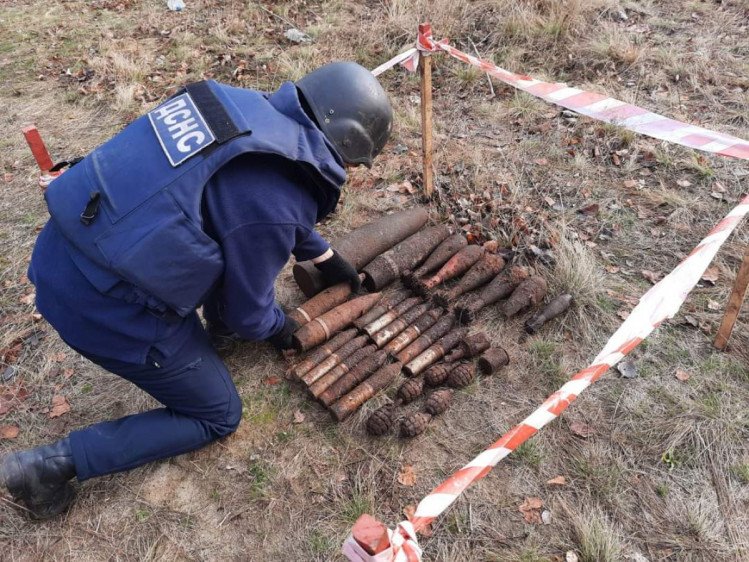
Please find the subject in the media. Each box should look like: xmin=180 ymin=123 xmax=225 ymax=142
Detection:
xmin=350 ymin=25 xmax=749 ymax=562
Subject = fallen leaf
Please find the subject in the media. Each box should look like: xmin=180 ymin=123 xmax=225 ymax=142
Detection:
xmin=546 ymin=475 xmax=567 ymax=486
xmin=3 ymin=173 xmax=13 ymax=183
xmin=397 ymin=464 xmax=416 ymax=487
xmin=577 ymin=203 xmax=600 ymax=216
xmin=48 ymin=395 xmax=70 ymax=418
xmin=605 ymin=265 xmax=620 ymax=274
xmin=541 ymin=509 xmax=552 ymax=525
xmin=641 ymin=270 xmax=661 ymax=284
xmin=570 ymin=420 xmax=594 ymax=438
xmin=264 ymin=375 xmax=281 ymax=385
xmin=676 ymin=179 xmax=692 ymax=188
xmin=543 ymin=196 xmax=555 ymax=207
xmin=617 ymin=360 xmax=638 ymax=379
xmin=617 ymin=309 xmax=630 ymax=320
xmin=623 ymin=179 xmax=638 ymax=188
xmin=701 ymin=266 xmax=719 ymax=285
xmin=62 ymin=368 xmax=74 ymax=379
xmin=710 ymin=191 xmax=724 ymax=201
xmin=566 ymin=552 xmax=579 ymax=562
xmin=707 ymin=299 xmax=722 ymax=311
xmin=519 ymin=497 xmax=544 ymax=524
xmin=682 ymin=315 xmax=699 ymax=327
xmin=611 ymin=153 xmax=621 ymax=166
xmin=0 ymin=424 xmax=19 ymax=439
xmin=675 ymin=369 xmax=690 ymax=382
xmin=534 ymin=158 xmax=549 ymax=166
xmin=292 ymin=409 xmax=305 ymax=424
xmin=19 ymin=292 xmax=36 ymax=305
xmin=51 ymin=352 xmax=67 ymax=362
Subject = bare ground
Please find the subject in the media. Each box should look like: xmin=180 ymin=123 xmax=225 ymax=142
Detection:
xmin=1 ymin=1 xmax=748 ymax=560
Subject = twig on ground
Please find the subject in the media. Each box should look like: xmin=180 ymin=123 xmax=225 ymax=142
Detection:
xmin=468 ymin=38 xmax=495 ymax=97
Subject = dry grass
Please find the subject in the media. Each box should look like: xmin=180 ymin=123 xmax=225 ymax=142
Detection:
xmin=1 ymin=0 xmax=748 ymax=560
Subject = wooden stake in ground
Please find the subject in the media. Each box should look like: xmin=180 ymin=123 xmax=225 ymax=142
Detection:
xmin=714 ymin=246 xmax=749 ymax=350
xmin=419 ymin=23 xmax=434 ymax=198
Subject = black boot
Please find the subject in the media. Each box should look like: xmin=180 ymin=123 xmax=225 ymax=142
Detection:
xmin=0 ymin=437 xmax=77 ymax=519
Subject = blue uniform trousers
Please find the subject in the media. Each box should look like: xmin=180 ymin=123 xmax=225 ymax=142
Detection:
xmin=67 ymin=317 xmax=242 ymax=481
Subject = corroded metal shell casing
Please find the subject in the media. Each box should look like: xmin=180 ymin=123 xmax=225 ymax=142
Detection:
xmin=383 ymin=309 xmax=443 ymax=355
xmin=353 ymin=289 xmax=411 ymax=330
xmin=300 ymin=335 xmax=368 ymax=386
xmin=424 ymin=363 xmax=450 ymax=387
xmin=289 ymin=328 xmax=357 ymax=379
xmin=403 ymin=327 xmax=468 ymax=377
xmin=362 ymin=297 xmax=422 ymax=337
xmin=396 ymin=377 xmax=425 ymax=404
xmin=394 ymin=315 xmax=455 ymax=364
xmin=287 ymin=274 xmax=365 ymax=326
xmin=444 ymin=332 xmax=491 ymax=363
xmin=399 ymin=412 xmax=432 ymax=438
xmin=454 ymin=266 xmax=530 ymax=324
xmin=292 ymin=292 xmax=382 ymax=352
xmin=329 ymin=362 xmax=402 ymax=422
xmin=477 ymin=347 xmax=510 ymax=375
xmin=433 ymin=254 xmax=505 ymax=308
xmin=293 ymin=207 xmax=429 ymax=297
xmin=362 ymin=225 xmax=451 ymax=292
xmin=307 ymin=344 xmax=376 ymax=398
xmin=502 ymin=275 xmax=548 ymax=318
xmin=416 ymin=245 xmax=484 ymax=295
xmin=404 ymin=234 xmax=467 ymax=287
xmin=318 ymin=349 xmax=388 ymax=406
xmin=371 ymin=303 xmax=431 ymax=348
xmin=424 ymin=389 xmax=454 ymax=416
xmin=366 ymin=405 xmax=395 ymax=436
xmin=446 ymin=363 xmax=476 ymax=389
xmin=524 ymin=293 xmax=573 ymax=334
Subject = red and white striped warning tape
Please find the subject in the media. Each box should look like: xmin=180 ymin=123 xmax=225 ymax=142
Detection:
xmin=350 ymin=25 xmax=749 ymax=562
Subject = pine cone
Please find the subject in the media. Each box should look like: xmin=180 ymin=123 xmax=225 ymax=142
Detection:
xmin=424 ymin=363 xmax=450 ymax=387
xmin=446 ymin=363 xmax=475 ymax=389
xmin=399 ymin=412 xmax=433 ymax=438
xmin=366 ymin=405 xmax=395 ymax=436
xmin=424 ymin=389 xmax=454 ymax=416
xmin=397 ymin=377 xmax=425 ymax=404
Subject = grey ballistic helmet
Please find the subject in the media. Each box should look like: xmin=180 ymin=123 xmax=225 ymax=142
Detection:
xmin=296 ymin=61 xmax=393 ymax=168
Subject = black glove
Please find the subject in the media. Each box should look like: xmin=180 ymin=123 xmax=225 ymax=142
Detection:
xmin=314 ymin=249 xmax=361 ymax=292
xmin=266 ymin=315 xmax=300 ymax=352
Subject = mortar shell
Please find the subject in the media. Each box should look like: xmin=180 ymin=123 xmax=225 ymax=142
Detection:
xmin=444 ymin=332 xmax=491 ymax=362
xmin=362 ymin=225 xmax=451 ymax=292
xmin=405 ymin=234 xmax=468 ymax=287
xmin=454 ymin=266 xmax=530 ymax=324
xmin=417 ymin=245 xmax=484 ymax=295
xmin=502 ymin=275 xmax=548 ymax=318
xmin=289 ymin=328 xmax=357 ymax=379
xmin=287 ymin=274 xmax=365 ymax=326
xmin=403 ymin=327 xmax=468 ymax=377
xmin=362 ymin=297 xmax=422 ymax=337
xmin=524 ymin=293 xmax=574 ymax=334
xmin=383 ymin=309 xmax=443 ymax=355
xmin=300 ymin=335 xmax=368 ymax=386
xmin=353 ymin=289 xmax=411 ymax=330
xmin=433 ymin=254 xmax=505 ymax=308
xmin=371 ymin=303 xmax=431 ymax=348
xmin=329 ymin=362 xmax=402 ymax=422
xmin=318 ymin=349 xmax=388 ymax=406
xmin=395 ymin=315 xmax=455 ymax=364
xmin=293 ymin=208 xmax=428 ymax=297
xmin=477 ymin=347 xmax=510 ymax=375
xmin=308 ymin=344 xmax=376 ymax=398
xmin=292 ymin=292 xmax=382 ymax=352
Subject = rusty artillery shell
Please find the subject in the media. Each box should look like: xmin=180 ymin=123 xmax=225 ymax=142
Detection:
xmin=433 ymin=254 xmax=505 ymax=308
xmin=362 ymin=225 xmax=452 ymax=292
xmin=446 ymin=363 xmax=475 ymax=388
xmin=444 ymin=332 xmax=491 ymax=363
xmin=404 ymin=234 xmax=467 ymax=287
xmin=362 ymin=297 xmax=422 ymax=337
xmin=395 ymin=314 xmax=455 ymax=364
xmin=329 ymin=362 xmax=402 ymax=422
xmin=300 ymin=335 xmax=368 ymax=386
xmin=416 ymin=245 xmax=484 ymax=295
xmin=353 ymin=288 xmax=411 ymax=330
xmin=396 ymin=377 xmax=425 ymax=404
xmin=454 ymin=266 xmax=530 ymax=324
xmin=400 ymin=412 xmax=432 ymax=438
xmin=383 ymin=309 xmax=443 ymax=355
xmin=477 ymin=347 xmax=510 ymax=375
xmin=524 ymin=293 xmax=574 ymax=334
xmin=289 ymin=328 xmax=357 ymax=379
xmin=371 ymin=303 xmax=431 ymax=348
xmin=502 ymin=275 xmax=548 ymax=319
xmin=366 ymin=405 xmax=395 ymax=436
xmin=309 ymin=344 xmax=377 ymax=398
xmin=293 ymin=208 xmax=429 ymax=297
xmin=318 ymin=349 xmax=388 ymax=406
xmin=287 ymin=274 xmax=366 ymax=326
xmin=424 ymin=363 xmax=450 ymax=387
xmin=424 ymin=389 xmax=454 ymax=416
xmin=403 ymin=327 xmax=469 ymax=377
xmin=292 ymin=292 xmax=382 ymax=352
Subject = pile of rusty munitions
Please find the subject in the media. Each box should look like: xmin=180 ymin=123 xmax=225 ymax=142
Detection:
xmin=287 ymin=207 xmax=573 ymax=435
